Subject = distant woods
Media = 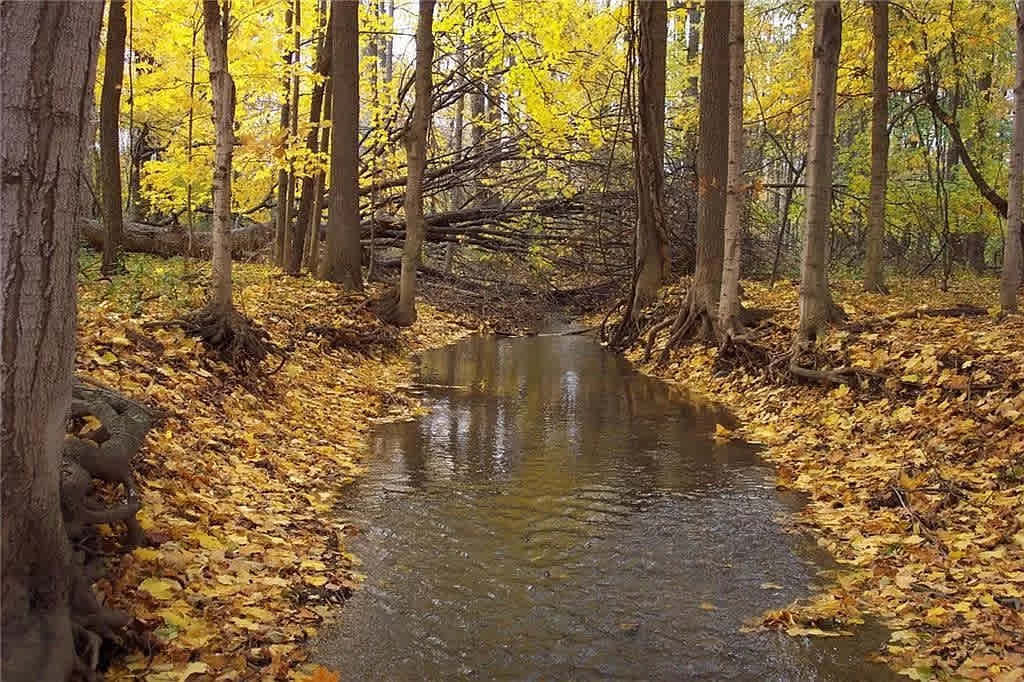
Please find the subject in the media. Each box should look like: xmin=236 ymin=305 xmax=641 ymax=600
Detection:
xmin=78 ymin=0 xmax=1022 ymax=327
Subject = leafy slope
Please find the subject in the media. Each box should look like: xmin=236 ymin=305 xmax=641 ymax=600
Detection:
xmin=629 ymin=277 xmax=1024 ymax=681
xmin=77 ymin=255 xmax=472 ymax=681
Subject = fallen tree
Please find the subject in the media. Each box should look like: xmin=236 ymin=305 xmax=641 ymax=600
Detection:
xmin=80 ymin=218 xmax=273 ymax=259
xmin=83 ymin=192 xmax=629 ymax=259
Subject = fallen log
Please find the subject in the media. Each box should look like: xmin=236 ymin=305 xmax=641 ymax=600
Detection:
xmin=80 ymin=218 xmax=273 ymax=258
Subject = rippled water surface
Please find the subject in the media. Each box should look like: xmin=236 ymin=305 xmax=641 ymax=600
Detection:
xmin=315 ymin=334 xmax=896 ymax=681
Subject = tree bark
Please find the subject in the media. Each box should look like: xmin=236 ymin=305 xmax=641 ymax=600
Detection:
xmin=685 ymin=5 xmax=700 ymax=98
xmin=320 ymin=0 xmax=363 ymax=290
xmin=632 ymin=0 xmax=670 ymax=309
xmin=863 ymin=0 xmax=888 ymax=293
xmin=100 ymin=0 xmax=127 ymax=276
xmin=682 ymin=0 xmax=729 ymax=337
xmin=392 ymin=0 xmax=435 ymax=325
xmin=797 ymin=0 xmax=842 ymax=343
xmin=719 ymin=0 xmax=745 ymax=336
xmin=1 ymin=4 xmax=103 ymax=679
xmin=446 ymin=87 xmax=465 ymax=273
xmin=283 ymin=0 xmax=301 ymax=271
xmin=1003 ymin=1 xmax=1024 ymax=314
xmin=275 ymin=5 xmax=294 ymax=267
xmin=288 ymin=7 xmax=332 ymax=275
xmin=203 ymin=0 xmax=235 ymax=312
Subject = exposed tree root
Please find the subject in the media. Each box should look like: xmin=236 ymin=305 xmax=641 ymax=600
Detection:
xmin=373 ymin=287 xmax=416 ymax=327
xmin=62 ymin=381 xmax=161 ymax=676
xmin=844 ymin=303 xmax=987 ymax=332
xmin=305 ymin=322 xmax=400 ymax=355
xmin=148 ymin=305 xmax=281 ymax=372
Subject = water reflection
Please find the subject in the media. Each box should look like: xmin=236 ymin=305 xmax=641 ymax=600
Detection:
xmin=316 ymin=335 xmax=896 ymax=681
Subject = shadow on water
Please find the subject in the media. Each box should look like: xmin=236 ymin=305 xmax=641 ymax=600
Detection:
xmin=314 ymin=334 xmax=898 ymax=681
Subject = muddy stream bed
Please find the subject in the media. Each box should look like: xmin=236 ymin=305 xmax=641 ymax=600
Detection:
xmin=315 ymin=334 xmax=897 ymax=681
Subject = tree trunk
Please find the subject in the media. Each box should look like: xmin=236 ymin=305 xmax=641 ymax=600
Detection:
xmin=685 ymin=5 xmax=700 ymax=98
xmin=1 ymin=4 xmax=103 ymax=679
xmin=306 ymin=79 xmax=332 ymax=275
xmin=320 ymin=0 xmax=362 ymax=290
xmin=446 ymin=87 xmax=465 ymax=273
xmin=863 ymin=0 xmax=888 ymax=293
xmin=1003 ymin=1 xmax=1024 ymax=314
xmin=283 ymin=0 xmax=301 ymax=271
xmin=796 ymin=0 xmax=842 ymax=343
xmin=632 ymin=0 xmax=670 ymax=309
xmin=719 ymin=0 xmax=745 ymax=336
xmin=203 ymin=0 xmax=235 ymax=312
xmin=392 ymin=0 xmax=435 ymax=326
xmin=288 ymin=7 xmax=332 ymax=275
xmin=100 ymin=0 xmax=127 ymax=276
xmin=384 ymin=0 xmax=394 ymax=83
xmin=674 ymin=0 xmax=729 ymax=341
xmin=274 ymin=6 xmax=294 ymax=267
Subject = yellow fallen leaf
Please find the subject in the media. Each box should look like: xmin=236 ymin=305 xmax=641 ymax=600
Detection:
xmin=177 ymin=661 xmax=208 ymax=681
xmin=139 ymin=577 xmax=181 ymax=601
xmin=132 ymin=547 xmax=162 ymax=562
xmin=304 ymin=575 xmax=328 ymax=587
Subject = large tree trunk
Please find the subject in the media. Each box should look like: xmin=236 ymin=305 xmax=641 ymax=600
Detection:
xmin=863 ymin=0 xmax=888 ymax=293
xmin=632 ymin=0 xmax=670 ymax=309
xmin=203 ymin=0 xmax=235 ymax=312
xmin=288 ymin=7 xmax=332 ymax=275
xmin=390 ymin=0 xmax=435 ymax=326
xmin=666 ymin=0 xmax=729 ymax=344
xmin=320 ymin=0 xmax=362 ymax=290
xmin=718 ymin=0 xmax=745 ymax=337
xmin=1003 ymin=1 xmax=1024 ymax=314
xmin=99 ymin=0 xmax=127 ymax=276
xmin=1 ymin=3 xmax=103 ymax=679
xmin=796 ymin=0 xmax=842 ymax=344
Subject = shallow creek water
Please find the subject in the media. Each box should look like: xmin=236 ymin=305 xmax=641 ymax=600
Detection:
xmin=315 ymin=334 xmax=898 ymax=681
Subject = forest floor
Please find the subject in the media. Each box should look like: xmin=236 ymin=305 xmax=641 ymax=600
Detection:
xmin=620 ymin=276 xmax=1024 ymax=681
xmin=77 ymin=252 xmax=474 ymax=681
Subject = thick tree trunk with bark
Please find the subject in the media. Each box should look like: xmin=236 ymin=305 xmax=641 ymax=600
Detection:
xmin=321 ymin=0 xmax=362 ymax=290
xmin=386 ymin=0 xmax=434 ymax=326
xmin=100 ymin=0 xmax=127 ymax=276
xmin=1003 ymin=1 xmax=1024 ymax=314
xmin=203 ymin=0 xmax=235 ymax=312
xmin=1 ymin=4 xmax=103 ymax=679
xmin=718 ymin=0 xmax=745 ymax=337
xmin=863 ymin=0 xmax=889 ymax=293
xmin=796 ymin=0 xmax=842 ymax=344
xmin=632 ymin=0 xmax=670 ymax=309
xmin=666 ymin=0 xmax=729 ymax=344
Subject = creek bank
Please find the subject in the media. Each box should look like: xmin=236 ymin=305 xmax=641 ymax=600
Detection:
xmin=77 ymin=253 xmax=473 ymax=680
xmin=613 ymin=276 xmax=1024 ymax=680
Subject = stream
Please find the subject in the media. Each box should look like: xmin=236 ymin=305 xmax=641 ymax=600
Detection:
xmin=315 ymin=334 xmax=898 ymax=681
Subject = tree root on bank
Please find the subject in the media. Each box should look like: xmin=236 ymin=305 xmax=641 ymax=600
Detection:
xmin=843 ymin=303 xmax=987 ymax=332
xmin=305 ymin=322 xmax=400 ymax=355
xmin=62 ymin=380 xmax=161 ymax=676
xmin=148 ymin=305 xmax=282 ymax=373
xmin=601 ymin=292 xmax=1011 ymax=399
xmin=373 ymin=287 xmax=417 ymax=327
